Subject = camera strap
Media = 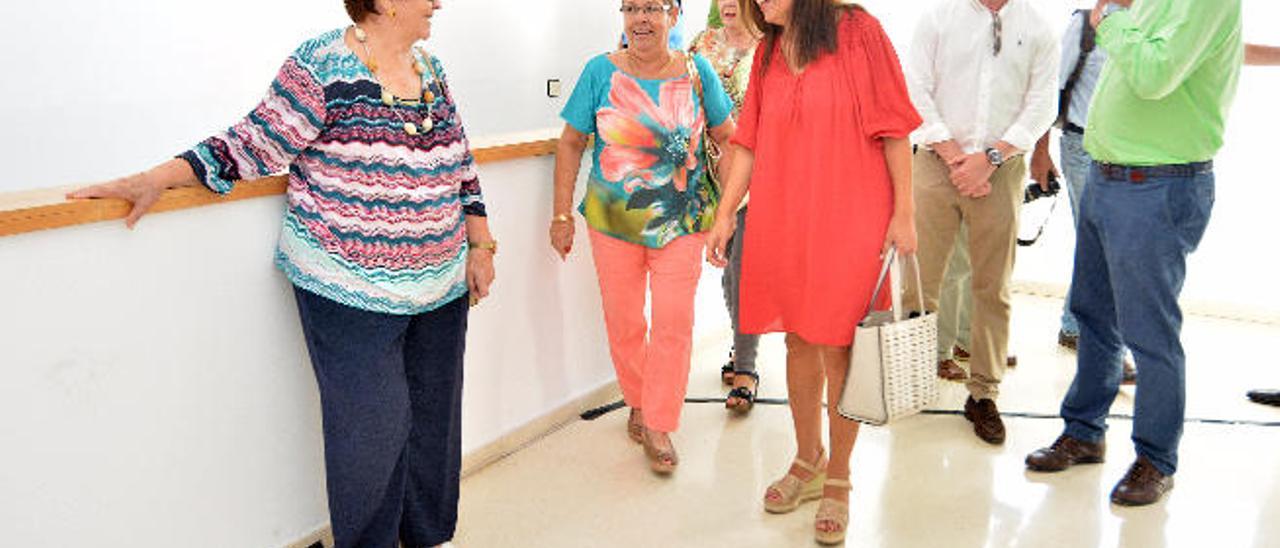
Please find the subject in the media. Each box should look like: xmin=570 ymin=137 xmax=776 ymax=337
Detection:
xmin=1017 ymin=190 xmax=1059 ymax=247
xmin=1018 ymin=170 xmax=1062 ymax=247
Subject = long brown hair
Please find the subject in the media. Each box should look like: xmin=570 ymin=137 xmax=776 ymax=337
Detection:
xmin=741 ymin=0 xmax=862 ymax=71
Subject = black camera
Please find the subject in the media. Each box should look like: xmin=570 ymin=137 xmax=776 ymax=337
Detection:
xmin=1023 ymin=171 xmax=1061 ymax=203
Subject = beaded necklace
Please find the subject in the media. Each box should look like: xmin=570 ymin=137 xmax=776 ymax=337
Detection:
xmin=353 ymin=26 xmax=445 ymax=136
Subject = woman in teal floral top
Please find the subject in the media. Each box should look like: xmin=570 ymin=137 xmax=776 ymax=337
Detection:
xmin=551 ymin=0 xmax=735 ymax=475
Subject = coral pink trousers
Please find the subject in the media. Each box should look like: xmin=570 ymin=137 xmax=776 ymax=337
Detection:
xmin=588 ymin=229 xmax=705 ymax=433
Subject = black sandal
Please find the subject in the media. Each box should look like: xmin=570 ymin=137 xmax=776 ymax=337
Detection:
xmin=721 ymin=354 xmax=735 ymax=386
xmin=726 ymin=371 xmax=759 ymax=415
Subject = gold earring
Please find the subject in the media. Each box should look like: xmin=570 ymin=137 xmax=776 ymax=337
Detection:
xmin=391 ymin=7 xmax=397 ymax=18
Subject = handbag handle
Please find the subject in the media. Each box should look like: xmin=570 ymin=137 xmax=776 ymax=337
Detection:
xmin=865 ymin=247 xmax=926 ymax=321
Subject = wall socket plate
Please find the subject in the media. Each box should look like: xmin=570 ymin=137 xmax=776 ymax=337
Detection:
xmin=546 ymin=79 xmax=562 ymax=98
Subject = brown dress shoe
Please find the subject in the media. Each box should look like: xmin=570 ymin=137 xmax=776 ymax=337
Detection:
xmin=937 ymin=359 xmax=968 ymax=381
xmin=963 ymin=397 xmax=1006 ymax=445
xmin=1025 ymin=435 xmax=1105 ymax=472
xmin=1111 ymin=457 xmax=1174 ymax=506
xmin=1122 ymin=358 xmax=1137 ymax=385
xmin=953 ymin=345 xmax=1017 ymax=367
xmin=1058 ymin=330 xmax=1079 ymax=350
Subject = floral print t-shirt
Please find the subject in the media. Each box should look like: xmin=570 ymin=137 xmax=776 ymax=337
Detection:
xmin=561 ymin=53 xmax=732 ymax=249
xmin=689 ymin=28 xmax=758 ymax=117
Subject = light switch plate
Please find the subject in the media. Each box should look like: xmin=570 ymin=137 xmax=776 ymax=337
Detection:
xmin=547 ymin=79 xmax=562 ymax=98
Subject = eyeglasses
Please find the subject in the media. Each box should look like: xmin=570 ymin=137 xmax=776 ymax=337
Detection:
xmin=990 ymin=12 xmax=1002 ymax=57
xmin=620 ymin=4 xmax=673 ymax=17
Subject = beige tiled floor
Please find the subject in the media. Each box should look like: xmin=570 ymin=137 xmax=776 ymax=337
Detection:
xmin=455 ymin=292 xmax=1280 ymax=548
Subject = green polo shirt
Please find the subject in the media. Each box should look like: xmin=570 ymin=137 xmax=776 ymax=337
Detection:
xmin=1084 ymin=0 xmax=1243 ymax=166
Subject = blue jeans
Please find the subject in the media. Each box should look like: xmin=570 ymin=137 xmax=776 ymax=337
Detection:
xmin=1060 ymin=162 xmax=1214 ymax=476
xmin=1058 ymin=131 xmax=1092 ymax=336
xmin=295 ymin=287 xmax=469 ymax=548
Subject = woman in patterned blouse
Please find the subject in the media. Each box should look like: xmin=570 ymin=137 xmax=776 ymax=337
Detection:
xmin=689 ymin=0 xmax=762 ymax=414
xmin=69 ymin=1 xmax=489 ymax=546
xmin=552 ymin=0 xmax=736 ymax=475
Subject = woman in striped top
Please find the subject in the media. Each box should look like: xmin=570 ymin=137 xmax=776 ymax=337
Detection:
xmin=69 ymin=1 xmax=489 ymax=546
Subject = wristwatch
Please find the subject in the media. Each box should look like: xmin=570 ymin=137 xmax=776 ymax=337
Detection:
xmin=985 ymin=147 xmax=1005 ymax=167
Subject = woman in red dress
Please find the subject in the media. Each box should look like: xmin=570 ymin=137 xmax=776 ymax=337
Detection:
xmin=705 ymin=0 xmax=921 ymax=543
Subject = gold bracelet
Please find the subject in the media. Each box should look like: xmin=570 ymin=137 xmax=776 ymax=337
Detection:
xmin=551 ymin=213 xmax=573 ymax=224
xmin=470 ymin=240 xmax=498 ymax=255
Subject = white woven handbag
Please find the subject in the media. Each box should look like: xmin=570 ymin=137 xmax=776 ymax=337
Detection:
xmin=836 ymin=248 xmax=939 ymax=426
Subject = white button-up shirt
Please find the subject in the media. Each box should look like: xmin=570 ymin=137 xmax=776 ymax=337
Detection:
xmin=906 ymin=0 xmax=1060 ymax=154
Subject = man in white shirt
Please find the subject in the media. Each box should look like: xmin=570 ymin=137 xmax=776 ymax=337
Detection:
xmin=904 ymin=0 xmax=1059 ymax=445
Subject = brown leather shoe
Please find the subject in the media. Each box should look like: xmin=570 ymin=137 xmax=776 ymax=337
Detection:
xmin=1122 ymin=358 xmax=1137 ymax=385
xmin=1058 ymin=330 xmax=1078 ymax=350
xmin=938 ymin=359 xmax=968 ymax=381
xmin=952 ymin=345 xmax=1017 ymax=367
xmin=1111 ymin=456 xmax=1174 ymax=506
xmin=963 ymin=397 xmax=1006 ymax=445
xmin=1025 ymin=435 xmax=1105 ymax=472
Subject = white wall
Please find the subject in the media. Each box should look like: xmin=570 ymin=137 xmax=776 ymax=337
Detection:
xmin=0 ymin=0 xmax=622 ymax=192
xmin=0 ymin=152 xmax=615 ymax=547
xmin=1 ymin=3 xmax=1278 ymax=544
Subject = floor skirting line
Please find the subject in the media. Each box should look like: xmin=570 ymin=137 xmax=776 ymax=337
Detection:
xmin=581 ymin=399 xmax=1280 ymax=428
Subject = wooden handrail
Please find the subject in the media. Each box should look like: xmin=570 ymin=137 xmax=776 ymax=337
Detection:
xmin=0 ymin=134 xmax=560 ymax=238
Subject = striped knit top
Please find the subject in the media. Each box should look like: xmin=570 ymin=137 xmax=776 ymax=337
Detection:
xmin=179 ymin=28 xmax=486 ymax=315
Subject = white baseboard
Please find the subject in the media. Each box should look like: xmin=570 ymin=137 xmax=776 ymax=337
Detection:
xmin=1011 ymin=281 xmax=1280 ymax=326
xmin=284 ymin=381 xmax=622 ymax=548
xmin=283 ymin=526 xmax=332 ymax=548
xmin=461 ymin=381 xmax=621 ymax=477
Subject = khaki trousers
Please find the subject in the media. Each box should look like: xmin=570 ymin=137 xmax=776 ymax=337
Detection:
xmin=905 ymin=150 xmax=1023 ymax=401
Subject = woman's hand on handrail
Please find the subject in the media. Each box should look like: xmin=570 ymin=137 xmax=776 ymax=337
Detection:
xmin=66 ymin=159 xmax=199 ymax=228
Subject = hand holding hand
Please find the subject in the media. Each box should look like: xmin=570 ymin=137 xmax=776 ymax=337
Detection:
xmin=949 ymin=153 xmax=996 ymax=197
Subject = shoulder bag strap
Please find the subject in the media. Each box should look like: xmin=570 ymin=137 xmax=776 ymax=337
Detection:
xmin=686 ymin=55 xmax=706 ymax=133
xmin=1057 ymin=10 xmax=1096 ymax=128
xmin=686 ymin=55 xmax=722 ymax=178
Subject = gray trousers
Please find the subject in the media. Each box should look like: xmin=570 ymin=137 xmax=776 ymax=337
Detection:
xmin=721 ymin=207 xmax=760 ymax=373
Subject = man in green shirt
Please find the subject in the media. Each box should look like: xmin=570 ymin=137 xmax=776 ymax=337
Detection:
xmin=1024 ymin=0 xmax=1242 ymax=507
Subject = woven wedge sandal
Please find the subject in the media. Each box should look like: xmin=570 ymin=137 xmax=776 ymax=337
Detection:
xmin=763 ymin=448 xmax=827 ymax=514
xmin=814 ymin=478 xmax=852 ymax=545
